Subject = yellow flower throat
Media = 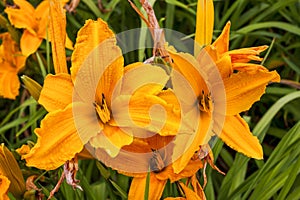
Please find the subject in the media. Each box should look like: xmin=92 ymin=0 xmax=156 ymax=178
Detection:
xmin=94 ymin=94 xmax=111 ymax=124
xmin=198 ymin=90 xmax=213 ymax=113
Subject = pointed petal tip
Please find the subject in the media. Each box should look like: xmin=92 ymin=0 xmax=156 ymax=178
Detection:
xmin=220 ymin=115 xmax=264 ymax=160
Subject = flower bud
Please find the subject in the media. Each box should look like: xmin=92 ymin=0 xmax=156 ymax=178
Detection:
xmin=0 ymin=144 xmax=25 ymax=198
xmin=21 ymin=75 xmax=42 ymax=101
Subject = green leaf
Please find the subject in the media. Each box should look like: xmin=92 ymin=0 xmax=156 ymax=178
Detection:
xmin=144 ymin=171 xmax=150 ymax=200
xmin=15 ymin=107 xmax=46 ymax=137
xmin=234 ymin=22 xmax=300 ymax=39
xmin=96 ymin=161 xmax=111 ymax=180
xmin=109 ymin=179 xmax=128 ymax=199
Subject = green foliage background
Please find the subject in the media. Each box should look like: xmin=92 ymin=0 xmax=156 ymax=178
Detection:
xmin=0 ymin=0 xmax=300 ymax=199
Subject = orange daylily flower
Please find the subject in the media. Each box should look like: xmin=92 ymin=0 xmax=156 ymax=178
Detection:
xmin=203 ymin=22 xmax=279 ymax=159
xmin=5 ymin=0 xmax=72 ymax=56
xmin=117 ymin=134 xmax=204 ymax=200
xmin=22 ymin=6 xmax=180 ymax=170
xmin=170 ymin=0 xmax=280 ymax=173
xmin=0 ymin=32 xmax=26 ymax=99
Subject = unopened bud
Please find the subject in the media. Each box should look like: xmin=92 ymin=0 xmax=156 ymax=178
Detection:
xmin=21 ymin=75 xmax=42 ymax=101
xmin=0 ymin=144 xmax=25 ymax=198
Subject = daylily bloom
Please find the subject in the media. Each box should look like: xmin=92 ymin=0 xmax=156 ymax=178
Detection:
xmin=171 ymin=0 xmax=280 ymax=173
xmin=5 ymin=0 xmax=72 ymax=56
xmin=0 ymin=32 xmax=26 ymax=99
xmin=22 ymin=1 xmax=180 ymax=170
xmin=116 ymin=134 xmax=205 ymax=200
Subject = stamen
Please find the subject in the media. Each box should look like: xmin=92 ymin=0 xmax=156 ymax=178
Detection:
xmin=94 ymin=94 xmax=111 ymax=124
xmin=149 ymin=149 xmax=165 ymax=173
xmin=198 ymin=91 xmax=212 ymax=112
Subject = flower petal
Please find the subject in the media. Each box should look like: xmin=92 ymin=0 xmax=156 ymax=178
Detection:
xmin=94 ymin=53 xmax=124 ymax=106
xmin=0 ymin=70 xmax=20 ymax=99
xmin=212 ymin=21 xmax=230 ymax=55
xmin=16 ymin=145 xmax=30 ymax=156
xmin=20 ymin=30 xmax=43 ymax=56
xmin=156 ymin=159 xmax=203 ymax=183
xmin=179 ymin=182 xmax=203 ymax=200
xmin=71 ymin=25 xmax=123 ymax=105
xmin=219 ymin=115 xmax=263 ymax=159
xmin=111 ymin=64 xmax=180 ymax=136
xmin=172 ymin=112 xmax=212 ymax=174
xmin=229 ymin=46 xmax=268 ymax=63
xmin=35 ymin=0 xmax=50 ymax=39
xmin=0 ymin=175 xmax=10 ymax=200
xmin=38 ymin=74 xmax=73 ymax=112
xmin=89 ymin=124 xmax=133 ymax=157
xmin=215 ymin=53 xmax=232 ymax=78
xmin=5 ymin=0 xmax=36 ymax=33
xmin=195 ymin=0 xmax=214 ymax=54
xmin=191 ymin=174 xmax=206 ymax=199
xmin=23 ymin=104 xmax=84 ymax=170
xmin=119 ymin=63 xmax=169 ymax=96
xmin=71 ymin=18 xmax=116 ymax=83
xmin=128 ymin=174 xmax=167 ymax=200
xmin=112 ymin=91 xmax=180 ymax=136
xmin=130 ymin=91 xmax=180 ymax=136
xmin=48 ymin=0 xmax=68 ymax=74
xmin=224 ymin=70 xmax=280 ymax=115
xmin=169 ymin=51 xmax=208 ymax=97
xmin=0 ymin=32 xmax=26 ymax=71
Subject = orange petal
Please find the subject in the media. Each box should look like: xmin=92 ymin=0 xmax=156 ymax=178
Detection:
xmin=156 ymin=159 xmax=203 ymax=183
xmin=119 ymin=63 xmax=168 ymax=96
xmin=215 ymin=53 xmax=232 ymax=78
xmin=15 ymin=145 xmax=30 ymax=156
xmin=38 ymin=74 xmax=73 ymax=112
xmin=111 ymin=91 xmax=180 ymax=136
xmin=212 ymin=21 xmax=231 ymax=55
xmin=71 ymin=18 xmax=116 ymax=82
xmin=35 ymin=1 xmax=50 ymax=39
xmin=194 ymin=0 xmax=214 ymax=55
xmin=130 ymin=89 xmax=180 ymax=136
xmin=219 ymin=115 xmax=263 ymax=159
xmin=229 ymin=46 xmax=268 ymax=63
xmin=0 ymin=33 xmax=26 ymax=72
xmin=172 ymin=112 xmax=212 ymax=174
xmin=71 ymin=21 xmax=123 ymax=105
xmin=48 ymin=0 xmax=68 ymax=74
xmin=95 ymin=53 xmax=124 ymax=106
xmin=20 ymin=30 xmax=43 ymax=56
xmin=169 ymin=51 xmax=208 ymax=97
xmin=179 ymin=182 xmax=202 ymax=200
xmin=5 ymin=0 xmax=36 ymax=34
xmin=23 ymin=103 xmax=84 ymax=170
xmin=224 ymin=70 xmax=280 ymax=115
xmin=0 ymin=175 xmax=10 ymax=200
xmin=128 ymin=174 xmax=167 ymax=200
xmin=0 ymin=70 xmax=20 ymax=99
xmin=191 ymin=174 xmax=206 ymax=199
xmin=89 ymin=124 xmax=133 ymax=157
xmin=232 ymin=63 xmax=268 ymax=73
xmin=203 ymin=45 xmax=233 ymax=78
xmin=65 ymin=34 xmax=74 ymax=50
